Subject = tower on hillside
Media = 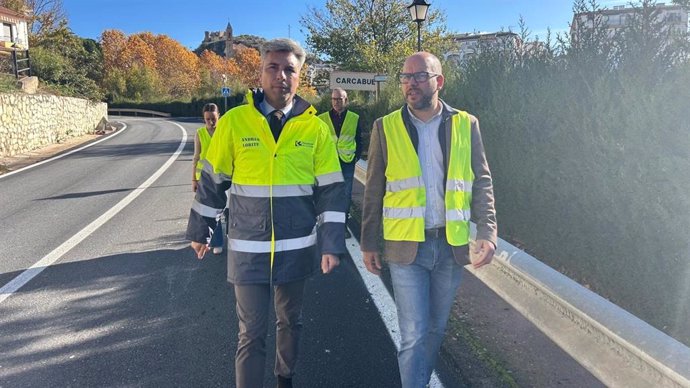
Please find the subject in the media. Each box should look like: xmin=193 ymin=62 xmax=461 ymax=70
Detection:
xmin=224 ymin=23 xmax=234 ymax=58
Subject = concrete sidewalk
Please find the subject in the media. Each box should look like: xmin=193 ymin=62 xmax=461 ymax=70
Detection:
xmin=348 ymin=179 xmax=604 ymax=388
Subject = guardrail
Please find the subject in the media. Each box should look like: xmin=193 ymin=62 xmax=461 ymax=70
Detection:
xmin=107 ymin=108 xmax=171 ymax=118
xmin=354 ymin=159 xmax=690 ymax=388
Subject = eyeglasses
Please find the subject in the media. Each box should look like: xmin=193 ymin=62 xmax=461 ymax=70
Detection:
xmin=331 ymin=97 xmax=345 ymax=101
xmin=398 ymin=71 xmax=440 ymax=84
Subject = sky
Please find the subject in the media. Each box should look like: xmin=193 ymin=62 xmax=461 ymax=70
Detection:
xmin=63 ymin=0 xmax=633 ymax=51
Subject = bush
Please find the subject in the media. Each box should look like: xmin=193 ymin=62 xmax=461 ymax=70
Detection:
xmin=432 ymin=0 xmax=690 ymax=345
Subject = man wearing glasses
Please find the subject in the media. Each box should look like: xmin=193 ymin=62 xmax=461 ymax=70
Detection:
xmin=318 ymin=88 xmax=363 ymax=238
xmin=360 ymin=52 xmax=497 ymax=388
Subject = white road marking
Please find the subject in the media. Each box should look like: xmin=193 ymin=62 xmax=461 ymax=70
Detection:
xmin=345 ymin=228 xmax=445 ymax=388
xmin=0 ymin=121 xmax=188 ymax=304
xmin=0 ymin=123 xmax=129 ymax=179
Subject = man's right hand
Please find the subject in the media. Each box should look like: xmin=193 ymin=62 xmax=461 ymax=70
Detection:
xmin=362 ymin=251 xmax=382 ymax=275
xmin=191 ymin=241 xmax=209 ymax=260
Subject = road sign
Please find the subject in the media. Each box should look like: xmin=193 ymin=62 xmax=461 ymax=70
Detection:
xmin=373 ymin=75 xmax=388 ymax=82
xmin=221 ymin=87 xmax=231 ymax=97
xmin=330 ymin=71 xmax=380 ymax=91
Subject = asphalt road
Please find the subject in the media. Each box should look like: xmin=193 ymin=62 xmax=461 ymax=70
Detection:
xmin=0 ymin=118 xmax=450 ymax=388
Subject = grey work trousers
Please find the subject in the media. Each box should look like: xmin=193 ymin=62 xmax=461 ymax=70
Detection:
xmin=233 ymin=280 xmax=306 ymax=388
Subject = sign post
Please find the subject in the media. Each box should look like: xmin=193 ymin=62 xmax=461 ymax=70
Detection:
xmin=221 ymin=74 xmax=230 ymax=113
xmin=373 ymin=75 xmax=388 ymax=102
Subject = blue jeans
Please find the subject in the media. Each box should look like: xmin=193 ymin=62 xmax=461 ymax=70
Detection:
xmin=341 ymin=161 xmax=355 ymax=215
xmin=389 ymin=236 xmax=463 ymax=388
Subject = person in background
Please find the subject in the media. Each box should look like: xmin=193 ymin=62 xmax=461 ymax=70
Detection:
xmin=318 ymin=88 xmax=363 ymax=238
xmin=360 ymin=52 xmax=497 ymax=388
xmin=191 ymin=102 xmax=222 ymax=255
xmin=186 ymin=38 xmax=346 ymax=388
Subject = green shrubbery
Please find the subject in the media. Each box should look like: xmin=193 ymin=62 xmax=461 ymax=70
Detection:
xmin=437 ymin=0 xmax=689 ymax=343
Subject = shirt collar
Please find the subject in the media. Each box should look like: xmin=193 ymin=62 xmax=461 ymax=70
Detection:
xmin=332 ymin=108 xmax=347 ymax=117
xmin=407 ymin=104 xmax=443 ymax=125
xmin=261 ymin=99 xmax=293 ymax=117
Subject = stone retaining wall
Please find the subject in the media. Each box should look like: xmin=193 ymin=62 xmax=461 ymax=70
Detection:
xmin=0 ymin=93 xmax=107 ymax=157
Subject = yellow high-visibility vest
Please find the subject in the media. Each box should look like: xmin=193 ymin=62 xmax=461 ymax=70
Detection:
xmin=318 ymin=110 xmax=359 ymax=163
xmin=204 ymin=91 xmax=343 ymax=266
xmin=381 ymin=109 xmax=474 ymax=245
xmin=195 ymin=126 xmax=211 ymax=180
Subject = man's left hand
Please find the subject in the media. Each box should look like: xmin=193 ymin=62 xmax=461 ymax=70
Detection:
xmin=471 ymin=239 xmax=495 ymax=269
xmin=321 ymin=254 xmax=340 ymax=274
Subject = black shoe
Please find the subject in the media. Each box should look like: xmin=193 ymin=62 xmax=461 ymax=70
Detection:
xmin=277 ymin=376 xmax=293 ymax=388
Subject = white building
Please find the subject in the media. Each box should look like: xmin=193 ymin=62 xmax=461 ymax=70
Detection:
xmin=0 ymin=6 xmax=29 ymax=49
xmin=570 ymin=2 xmax=689 ymax=41
xmin=306 ymin=62 xmax=338 ymax=88
xmin=444 ymin=32 xmax=521 ymax=64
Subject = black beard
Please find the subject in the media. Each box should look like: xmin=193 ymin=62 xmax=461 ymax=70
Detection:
xmin=409 ymin=93 xmax=433 ymax=110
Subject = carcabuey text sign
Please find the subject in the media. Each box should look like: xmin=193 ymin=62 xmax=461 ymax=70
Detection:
xmin=330 ymin=71 xmax=385 ymax=91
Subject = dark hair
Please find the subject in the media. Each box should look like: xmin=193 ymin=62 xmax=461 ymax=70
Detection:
xmin=202 ymin=103 xmax=219 ymax=114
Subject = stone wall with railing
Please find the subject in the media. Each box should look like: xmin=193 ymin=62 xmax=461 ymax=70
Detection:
xmin=0 ymin=93 xmax=107 ymax=157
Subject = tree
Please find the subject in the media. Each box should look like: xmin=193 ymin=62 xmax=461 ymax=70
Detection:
xmin=148 ymin=34 xmax=200 ymax=98
xmin=300 ymin=0 xmax=450 ymax=72
xmin=30 ymin=23 xmax=103 ymax=100
xmin=100 ymin=30 xmax=201 ymax=101
xmin=1 ymin=0 xmax=67 ymax=44
xmin=297 ymin=62 xmax=317 ymax=100
xmin=227 ymin=46 xmax=261 ymax=87
xmin=197 ymin=49 xmax=240 ymax=97
xmin=101 ymin=30 xmax=162 ymax=101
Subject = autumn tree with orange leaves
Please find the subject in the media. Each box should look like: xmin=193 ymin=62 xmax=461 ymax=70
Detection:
xmin=100 ymin=30 xmax=319 ymax=103
xmin=101 ymin=30 xmax=200 ymax=101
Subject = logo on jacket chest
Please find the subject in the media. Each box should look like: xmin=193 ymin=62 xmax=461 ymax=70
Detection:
xmin=242 ymin=137 xmax=260 ymax=148
xmin=294 ymin=140 xmax=314 ymax=148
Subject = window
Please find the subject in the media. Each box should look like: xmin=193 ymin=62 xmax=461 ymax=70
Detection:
xmin=1 ymin=23 xmax=12 ymax=42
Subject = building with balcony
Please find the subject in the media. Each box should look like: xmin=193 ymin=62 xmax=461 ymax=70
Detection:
xmin=444 ymin=32 xmax=521 ymax=64
xmin=570 ymin=2 xmax=689 ymax=41
xmin=0 ymin=6 xmax=29 ymax=49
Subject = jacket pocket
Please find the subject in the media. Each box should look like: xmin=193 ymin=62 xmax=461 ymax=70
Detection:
xmin=229 ymin=212 xmax=269 ymax=232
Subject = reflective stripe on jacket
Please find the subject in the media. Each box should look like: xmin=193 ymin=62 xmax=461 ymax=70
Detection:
xmin=186 ymin=89 xmax=346 ymax=284
xmin=381 ymin=109 xmax=473 ymax=246
xmin=195 ymin=126 xmax=211 ymax=180
xmin=318 ymin=110 xmax=359 ymax=163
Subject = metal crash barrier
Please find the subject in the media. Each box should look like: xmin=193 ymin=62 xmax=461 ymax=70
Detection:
xmin=354 ymin=159 xmax=690 ymax=388
xmin=107 ymin=108 xmax=171 ymax=118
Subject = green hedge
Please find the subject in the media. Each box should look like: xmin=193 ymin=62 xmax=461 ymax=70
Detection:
xmin=109 ymin=93 xmax=246 ymax=117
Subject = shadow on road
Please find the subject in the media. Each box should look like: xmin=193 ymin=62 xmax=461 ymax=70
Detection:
xmin=0 ymin=246 xmax=402 ymax=387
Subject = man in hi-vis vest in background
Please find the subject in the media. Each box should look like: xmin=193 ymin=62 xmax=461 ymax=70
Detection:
xmin=187 ymin=38 xmax=345 ymax=388
xmin=318 ymin=88 xmax=363 ymax=238
xmin=360 ymin=52 xmax=497 ymax=388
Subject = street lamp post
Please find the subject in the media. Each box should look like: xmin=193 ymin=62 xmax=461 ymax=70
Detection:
xmin=407 ymin=0 xmax=431 ymax=51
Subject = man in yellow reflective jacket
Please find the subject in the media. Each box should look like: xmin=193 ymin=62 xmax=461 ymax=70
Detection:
xmin=361 ymin=52 xmax=497 ymax=388
xmin=186 ymin=38 xmax=346 ymax=388
xmin=318 ymin=88 xmax=363 ymax=238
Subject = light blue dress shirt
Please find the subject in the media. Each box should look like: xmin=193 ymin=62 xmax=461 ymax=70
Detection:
xmin=407 ymin=106 xmax=445 ymax=229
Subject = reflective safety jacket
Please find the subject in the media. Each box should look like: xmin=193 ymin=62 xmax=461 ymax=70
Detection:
xmin=186 ymin=90 xmax=346 ymax=285
xmin=381 ymin=109 xmax=473 ymax=246
xmin=318 ymin=110 xmax=359 ymax=163
xmin=195 ymin=126 xmax=211 ymax=180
